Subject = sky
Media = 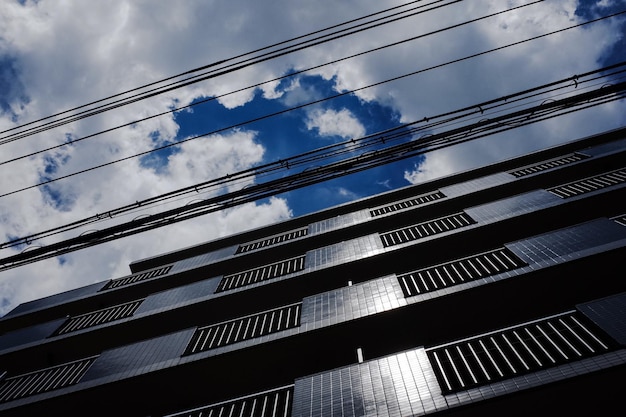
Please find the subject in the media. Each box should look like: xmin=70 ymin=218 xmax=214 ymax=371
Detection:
xmin=0 ymin=0 xmax=624 ymax=316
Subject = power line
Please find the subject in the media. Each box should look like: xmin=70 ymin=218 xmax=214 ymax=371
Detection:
xmin=4 ymin=0 xmax=597 ymax=254
xmin=1 ymin=80 xmax=623 ymax=271
xmin=1 ymin=5 xmax=624 ymax=271
xmin=0 ymin=0 xmax=462 ymax=145
xmin=1 ymin=7 xmax=621 ymax=200
xmin=0 ymin=0 xmax=538 ymax=166
xmin=0 ymin=0 xmax=429 ymax=138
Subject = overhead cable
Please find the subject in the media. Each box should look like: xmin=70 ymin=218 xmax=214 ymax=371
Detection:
xmin=1 ymin=61 xmax=623 ymax=252
xmin=1 ymin=7 xmax=622 ymax=200
xmin=1 ymin=80 xmax=624 ymax=271
xmin=0 ymin=0 xmax=540 ymax=165
xmin=0 ymin=0 xmax=463 ymax=145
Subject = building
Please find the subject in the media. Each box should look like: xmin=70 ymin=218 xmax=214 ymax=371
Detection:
xmin=1 ymin=126 xmax=626 ymax=416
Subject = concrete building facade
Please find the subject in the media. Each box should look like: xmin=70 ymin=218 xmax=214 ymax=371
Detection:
xmin=1 ymin=127 xmax=626 ymax=416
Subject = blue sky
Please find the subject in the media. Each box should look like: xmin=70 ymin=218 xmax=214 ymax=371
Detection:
xmin=0 ymin=0 xmax=625 ymax=315
xmin=170 ymin=73 xmax=412 ymax=216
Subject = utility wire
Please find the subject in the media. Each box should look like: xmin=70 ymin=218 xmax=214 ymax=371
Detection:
xmin=2 ymin=62 xmax=623 ymax=253
xmin=1 ymin=64 xmax=622 ymax=252
xmin=1 ymin=7 xmax=621 ymax=200
xmin=1 ymin=81 xmax=623 ymax=271
xmin=0 ymin=0 xmax=540 ymax=165
xmin=0 ymin=0 xmax=461 ymax=144
xmin=0 ymin=0 xmax=430 ymax=137
xmin=1 ymin=6 xmax=623 ymax=269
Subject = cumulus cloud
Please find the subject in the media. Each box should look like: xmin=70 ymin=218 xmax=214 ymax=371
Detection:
xmin=166 ymin=130 xmax=265 ymax=190
xmin=0 ymin=0 xmax=624 ymax=314
xmin=305 ymin=108 xmax=366 ymax=139
xmin=0 ymin=197 xmax=292 ymax=316
xmin=337 ymin=187 xmax=361 ymax=201
xmin=404 ymin=151 xmax=461 ymax=185
xmin=596 ymin=0 xmax=623 ymax=9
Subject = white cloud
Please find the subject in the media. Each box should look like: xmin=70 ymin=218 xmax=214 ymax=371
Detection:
xmin=165 ymin=129 xmax=264 ymax=190
xmin=279 ymin=78 xmax=320 ymax=107
xmin=305 ymin=108 xmax=366 ymax=139
xmin=404 ymin=150 xmax=461 ymax=185
xmin=0 ymin=0 xmax=624 ymax=314
xmin=0 ymin=197 xmax=292 ymax=316
xmin=337 ymin=187 xmax=360 ymax=201
xmin=596 ymin=0 xmax=623 ymax=9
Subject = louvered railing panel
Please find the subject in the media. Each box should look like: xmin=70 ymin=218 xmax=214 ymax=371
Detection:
xmin=166 ymin=385 xmax=294 ymax=417
xmin=370 ymin=191 xmax=445 ymax=217
xmin=102 ymin=265 xmax=172 ymax=290
xmin=236 ymin=228 xmax=309 ymax=254
xmin=548 ymin=168 xmax=626 ymax=198
xmin=427 ymin=312 xmax=614 ymax=394
xmin=611 ymin=213 xmax=626 ymax=226
xmin=54 ymin=300 xmax=143 ymax=335
xmin=380 ymin=212 xmax=475 ymax=247
xmin=509 ymin=153 xmax=589 ymax=177
xmin=0 ymin=357 xmax=96 ymax=403
xmin=216 ymin=256 xmax=306 ymax=292
xmin=398 ymin=248 xmax=526 ymax=297
xmin=185 ymin=303 xmax=301 ymax=355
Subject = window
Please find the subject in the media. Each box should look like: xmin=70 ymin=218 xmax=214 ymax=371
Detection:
xmin=370 ymin=191 xmax=445 ymax=217
xmin=379 ymin=212 xmax=475 ymax=247
xmin=548 ymin=168 xmax=626 ymax=198
xmin=216 ymin=256 xmax=306 ymax=292
xmin=397 ymin=248 xmax=526 ymax=297
xmin=236 ymin=228 xmax=308 ymax=254
xmin=101 ymin=265 xmax=172 ymax=290
xmin=53 ymin=299 xmax=143 ymax=336
xmin=427 ymin=312 xmax=614 ymax=394
xmin=509 ymin=153 xmax=589 ymax=177
xmin=0 ymin=357 xmax=96 ymax=403
xmin=184 ymin=303 xmax=301 ymax=355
